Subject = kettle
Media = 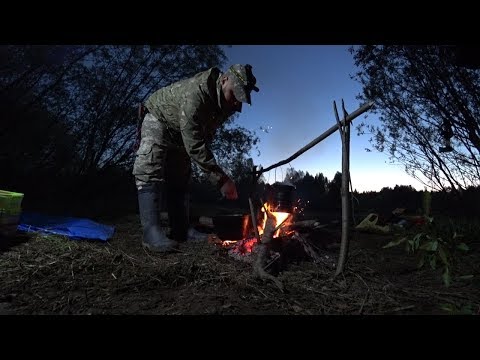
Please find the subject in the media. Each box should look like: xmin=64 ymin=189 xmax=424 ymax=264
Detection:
xmin=265 ymin=182 xmax=296 ymax=213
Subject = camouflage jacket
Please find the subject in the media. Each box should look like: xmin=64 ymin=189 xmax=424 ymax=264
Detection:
xmin=144 ymin=67 xmax=232 ymax=186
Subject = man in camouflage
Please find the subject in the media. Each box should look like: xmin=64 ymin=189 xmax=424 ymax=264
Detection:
xmin=133 ymin=64 xmax=259 ymax=252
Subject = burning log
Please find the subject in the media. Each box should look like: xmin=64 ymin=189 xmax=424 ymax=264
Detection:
xmin=200 ymin=216 xmax=325 ymax=231
xmin=253 ymin=203 xmax=290 ymax=291
xmin=201 ymin=215 xmax=325 ymax=232
xmin=248 ymin=197 xmax=261 ymax=245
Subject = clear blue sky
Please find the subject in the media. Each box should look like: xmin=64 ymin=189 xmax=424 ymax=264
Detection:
xmin=223 ymin=45 xmax=426 ymax=193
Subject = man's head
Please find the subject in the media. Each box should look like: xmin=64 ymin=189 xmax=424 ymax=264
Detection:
xmin=221 ymin=64 xmax=259 ymax=113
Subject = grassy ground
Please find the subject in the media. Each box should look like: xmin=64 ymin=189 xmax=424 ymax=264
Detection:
xmin=0 ymin=212 xmax=479 ymax=315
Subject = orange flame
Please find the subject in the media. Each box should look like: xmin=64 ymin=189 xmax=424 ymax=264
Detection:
xmin=258 ymin=202 xmax=292 ymax=238
xmin=218 ymin=201 xmax=296 ymax=249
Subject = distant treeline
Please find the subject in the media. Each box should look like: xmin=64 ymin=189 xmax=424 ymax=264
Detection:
xmin=275 ymin=169 xmax=480 ymax=219
xmin=3 ymin=164 xmax=479 ymax=220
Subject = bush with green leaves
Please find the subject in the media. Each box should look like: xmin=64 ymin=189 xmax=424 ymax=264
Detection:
xmin=440 ymin=302 xmax=477 ymax=315
xmin=383 ymin=217 xmax=473 ymax=286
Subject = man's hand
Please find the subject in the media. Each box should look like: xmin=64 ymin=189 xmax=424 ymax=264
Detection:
xmin=220 ymin=178 xmax=238 ymax=200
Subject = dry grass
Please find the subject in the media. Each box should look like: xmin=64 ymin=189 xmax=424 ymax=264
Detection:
xmin=1 ymin=215 xmax=479 ymax=315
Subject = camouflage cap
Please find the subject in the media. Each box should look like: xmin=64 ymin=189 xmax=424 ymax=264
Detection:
xmin=225 ymin=64 xmax=259 ymax=105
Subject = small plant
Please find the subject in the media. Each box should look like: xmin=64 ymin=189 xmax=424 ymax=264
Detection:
xmin=383 ymin=217 xmax=470 ymax=287
xmin=440 ymin=303 xmax=477 ymax=315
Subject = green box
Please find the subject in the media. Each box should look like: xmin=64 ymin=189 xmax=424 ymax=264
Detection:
xmin=0 ymin=190 xmax=24 ymax=236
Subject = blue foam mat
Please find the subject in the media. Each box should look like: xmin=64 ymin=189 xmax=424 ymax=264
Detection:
xmin=17 ymin=212 xmax=115 ymax=241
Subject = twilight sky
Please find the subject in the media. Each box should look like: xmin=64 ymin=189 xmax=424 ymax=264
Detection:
xmin=222 ymin=45 xmax=426 ymax=192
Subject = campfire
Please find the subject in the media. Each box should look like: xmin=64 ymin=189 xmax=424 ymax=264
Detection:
xmin=224 ymin=201 xmax=295 ymax=257
xmin=203 ymin=181 xmax=338 ymax=290
xmin=209 ymin=188 xmax=331 ymax=284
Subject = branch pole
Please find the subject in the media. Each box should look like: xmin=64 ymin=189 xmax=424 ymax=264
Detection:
xmin=335 ymin=99 xmax=352 ymax=276
xmin=248 ymin=197 xmax=261 ymax=243
xmin=256 ymin=101 xmax=373 ymax=176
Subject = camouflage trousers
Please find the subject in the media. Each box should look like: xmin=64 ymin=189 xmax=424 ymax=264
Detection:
xmin=132 ymin=113 xmax=191 ymax=192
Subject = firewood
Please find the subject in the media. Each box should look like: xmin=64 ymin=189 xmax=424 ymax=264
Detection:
xmin=253 ymin=205 xmax=289 ymax=291
xmin=249 ymin=197 xmax=261 ymax=244
xmin=291 ymin=232 xmax=336 ymax=268
xmin=292 ymin=232 xmax=324 ymax=264
xmin=284 ymin=220 xmax=327 ymax=230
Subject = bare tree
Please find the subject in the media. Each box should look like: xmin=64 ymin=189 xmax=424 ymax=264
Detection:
xmin=351 ymin=45 xmax=480 ymax=192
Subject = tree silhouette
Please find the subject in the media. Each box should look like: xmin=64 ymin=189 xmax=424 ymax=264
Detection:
xmin=351 ymin=45 xmax=480 ymax=193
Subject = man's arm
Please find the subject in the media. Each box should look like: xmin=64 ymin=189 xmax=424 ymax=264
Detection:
xmin=178 ymin=94 xmax=228 ymax=188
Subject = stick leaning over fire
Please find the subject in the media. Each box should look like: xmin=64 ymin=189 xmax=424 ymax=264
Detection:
xmin=248 ymin=197 xmax=261 ymax=245
xmin=253 ymin=101 xmax=374 ymax=176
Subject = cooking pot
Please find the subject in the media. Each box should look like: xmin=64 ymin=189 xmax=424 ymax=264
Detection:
xmin=266 ymin=182 xmax=296 ymax=213
xmin=213 ymin=214 xmax=251 ymax=240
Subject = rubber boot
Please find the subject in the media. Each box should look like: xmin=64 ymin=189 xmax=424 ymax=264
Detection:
xmin=167 ymin=189 xmax=189 ymax=242
xmin=168 ymin=191 xmax=208 ymax=243
xmin=137 ymin=183 xmax=178 ymax=252
xmin=184 ymin=193 xmax=209 ymax=242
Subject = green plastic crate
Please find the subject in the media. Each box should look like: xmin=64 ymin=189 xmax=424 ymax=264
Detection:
xmin=0 ymin=190 xmax=24 ymax=236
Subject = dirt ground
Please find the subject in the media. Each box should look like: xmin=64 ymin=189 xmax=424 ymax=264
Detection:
xmin=0 ymin=214 xmax=479 ymax=315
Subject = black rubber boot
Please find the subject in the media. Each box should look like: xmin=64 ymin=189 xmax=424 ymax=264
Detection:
xmin=137 ymin=183 xmax=178 ymax=252
xmin=166 ymin=191 xmax=209 ymax=243
xmin=183 ymin=192 xmax=209 ymax=242
xmin=167 ymin=189 xmax=189 ymax=242
xmin=184 ymin=192 xmax=208 ymax=242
